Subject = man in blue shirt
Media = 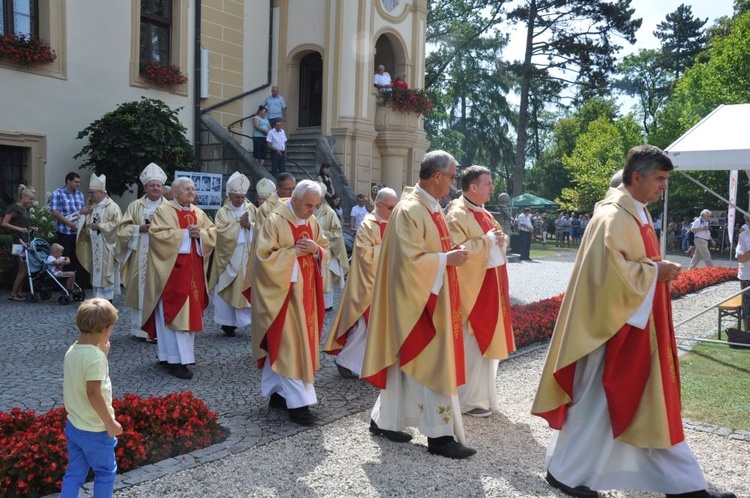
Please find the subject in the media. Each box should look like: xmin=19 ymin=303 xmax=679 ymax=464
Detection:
xmin=263 ymin=86 xmax=287 ymax=126
xmin=50 ymin=172 xmax=92 ymax=280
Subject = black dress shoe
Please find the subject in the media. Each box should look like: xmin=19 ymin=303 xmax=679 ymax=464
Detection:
xmin=427 ymin=438 xmax=476 ymax=459
xmin=269 ymin=392 xmax=288 ymax=410
xmin=168 ymin=364 xmax=194 ymax=380
xmin=369 ymin=420 xmax=412 ymax=443
xmin=545 ymin=472 xmax=599 ymax=498
xmin=666 ymin=491 xmax=737 ymax=498
xmin=221 ymin=325 xmax=237 ymax=337
xmin=335 ymin=361 xmax=356 ymax=379
xmin=288 ymin=406 xmax=318 ymax=426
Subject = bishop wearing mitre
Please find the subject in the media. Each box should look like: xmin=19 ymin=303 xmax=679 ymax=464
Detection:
xmin=117 ymin=162 xmax=167 ymax=339
xmin=209 ymin=172 xmax=257 ymax=337
xmin=76 ymin=173 xmax=122 ymax=301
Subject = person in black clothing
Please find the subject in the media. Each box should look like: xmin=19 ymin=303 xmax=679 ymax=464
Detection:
xmin=317 ymin=163 xmax=335 ymax=207
xmin=1 ymin=185 xmax=37 ymax=300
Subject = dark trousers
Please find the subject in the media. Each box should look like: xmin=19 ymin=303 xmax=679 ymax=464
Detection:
xmin=519 ymin=230 xmax=531 ymax=260
xmin=271 ymin=151 xmax=286 ymax=176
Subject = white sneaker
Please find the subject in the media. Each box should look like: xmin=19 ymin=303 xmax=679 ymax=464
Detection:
xmin=465 ymin=408 xmax=492 ymax=418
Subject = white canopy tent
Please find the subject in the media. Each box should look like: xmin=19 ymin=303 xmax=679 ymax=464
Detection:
xmin=666 ymin=103 xmax=750 ymax=172
xmin=663 ymin=103 xmax=750 ymax=255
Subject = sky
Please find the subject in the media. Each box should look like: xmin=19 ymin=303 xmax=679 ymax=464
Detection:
xmin=500 ymin=0 xmax=737 ymax=111
xmin=504 ymin=0 xmax=736 ymax=61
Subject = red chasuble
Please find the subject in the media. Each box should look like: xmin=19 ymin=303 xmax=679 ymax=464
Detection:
xmin=540 ymin=221 xmax=684 ymax=445
xmin=143 ymin=208 xmax=208 ymax=339
xmin=390 ymin=211 xmax=465 ymax=386
xmin=258 ymin=221 xmax=325 ymax=369
xmin=469 ymin=209 xmax=515 ymax=355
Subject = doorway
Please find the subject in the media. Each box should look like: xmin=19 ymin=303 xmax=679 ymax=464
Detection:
xmin=298 ymin=52 xmax=323 ymax=128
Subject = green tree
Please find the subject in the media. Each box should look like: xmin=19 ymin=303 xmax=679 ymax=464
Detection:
xmin=652 ymin=9 xmax=750 ymax=148
xmin=74 ymin=98 xmax=197 ymax=197
xmin=616 ymin=49 xmax=672 ymax=137
xmin=425 ymin=1 xmax=516 ymax=185
xmin=525 ymin=98 xmax=621 ymax=202
xmin=654 ymin=4 xmax=708 ymax=79
xmin=508 ymin=0 xmax=641 ymax=197
xmin=558 ymin=114 xmax=642 ymax=213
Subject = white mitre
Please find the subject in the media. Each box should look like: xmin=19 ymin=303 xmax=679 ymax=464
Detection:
xmin=89 ymin=173 xmax=106 ymax=192
xmin=227 ymin=171 xmax=250 ymax=195
xmin=140 ymin=162 xmax=167 ymax=186
xmin=256 ymin=178 xmax=275 ymax=197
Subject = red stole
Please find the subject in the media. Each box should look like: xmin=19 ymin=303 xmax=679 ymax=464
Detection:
xmin=539 ymin=219 xmax=684 ymax=445
xmin=258 ymin=220 xmax=325 ymax=369
xmin=396 ymin=210 xmax=465 ymax=386
xmin=143 ymin=208 xmax=207 ymax=339
xmin=469 ymin=209 xmax=515 ymax=354
xmin=602 ymin=222 xmax=683 ymax=444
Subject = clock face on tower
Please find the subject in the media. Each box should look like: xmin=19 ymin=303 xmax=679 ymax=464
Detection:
xmin=382 ymin=0 xmax=400 ymax=13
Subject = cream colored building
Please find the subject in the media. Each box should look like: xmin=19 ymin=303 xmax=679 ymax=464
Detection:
xmin=0 ymin=0 xmax=194 ymax=206
xmin=0 ymin=0 xmax=427 ymax=208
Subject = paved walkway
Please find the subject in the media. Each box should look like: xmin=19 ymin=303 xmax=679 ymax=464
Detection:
xmin=0 ymin=249 xmax=743 ymax=497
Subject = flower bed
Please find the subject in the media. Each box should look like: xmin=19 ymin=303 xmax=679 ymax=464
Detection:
xmin=378 ymin=88 xmax=434 ymax=116
xmin=139 ymin=61 xmax=188 ymax=90
xmin=0 ymin=34 xmax=56 ymax=67
xmin=0 ymin=392 xmax=227 ymax=497
xmin=511 ymin=266 xmax=738 ymax=349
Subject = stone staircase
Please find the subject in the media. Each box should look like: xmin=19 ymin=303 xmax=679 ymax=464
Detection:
xmin=284 ymin=127 xmax=320 ymax=181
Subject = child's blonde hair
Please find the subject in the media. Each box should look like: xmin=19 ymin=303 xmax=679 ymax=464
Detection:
xmin=50 ymin=243 xmax=65 ymax=253
xmin=76 ymin=298 xmax=118 ymax=334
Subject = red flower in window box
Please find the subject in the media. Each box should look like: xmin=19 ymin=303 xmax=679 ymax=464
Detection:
xmin=0 ymin=34 xmax=56 ymax=67
xmin=139 ymin=61 xmax=189 ymax=90
xmin=378 ymin=88 xmax=434 ymax=116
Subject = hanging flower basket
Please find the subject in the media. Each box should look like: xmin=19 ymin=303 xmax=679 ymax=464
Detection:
xmin=139 ymin=61 xmax=188 ymax=90
xmin=0 ymin=34 xmax=56 ymax=67
xmin=378 ymin=88 xmax=434 ymax=116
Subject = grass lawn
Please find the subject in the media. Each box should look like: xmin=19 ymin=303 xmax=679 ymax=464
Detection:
xmin=528 ymin=240 xmax=579 ymax=259
xmin=680 ymin=334 xmax=750 ymax=431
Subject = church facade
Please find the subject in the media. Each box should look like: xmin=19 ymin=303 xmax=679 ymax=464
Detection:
xmin=0 ymin=0 xmax=427 ymax=207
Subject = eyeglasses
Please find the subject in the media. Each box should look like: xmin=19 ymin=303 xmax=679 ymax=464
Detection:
xmin=438 ymin=172 xmax=457 ymax=180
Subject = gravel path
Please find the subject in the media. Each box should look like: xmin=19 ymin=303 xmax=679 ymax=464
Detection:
xmin=107 ymin=252 xmax=749 ymax=498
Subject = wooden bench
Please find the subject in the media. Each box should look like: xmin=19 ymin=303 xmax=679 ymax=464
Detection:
xmin=718 ymin=295 xmax=743 ymax=340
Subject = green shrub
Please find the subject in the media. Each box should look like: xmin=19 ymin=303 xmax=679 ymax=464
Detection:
xmin=74 ymin=97 xmax=198 ymax=197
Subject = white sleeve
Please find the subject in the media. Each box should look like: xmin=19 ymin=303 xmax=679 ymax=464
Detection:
xmin=179 ymin=230 xmax=191 ymax=254
xmin=431 ymin=253 xmax=447 ymax=294
xmin=626 ymin=263 xmax=657 ymax=329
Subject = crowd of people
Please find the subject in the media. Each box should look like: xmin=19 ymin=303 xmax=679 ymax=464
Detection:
xmin=2 ymin=145 xmax=736 ymax=498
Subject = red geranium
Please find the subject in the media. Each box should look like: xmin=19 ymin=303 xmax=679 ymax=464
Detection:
xmin=0 ymin=392 xmax=226 ymax=497
xmin=0 ymin=34 xmax=56 ymax=67
xmin=511 ymin=266 xmax=737 ymax=349
xmin=139 ymin=61 xmax=188 ymax=90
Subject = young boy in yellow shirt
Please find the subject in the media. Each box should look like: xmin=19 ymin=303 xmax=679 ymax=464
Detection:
xmin=61 ymin=298 xmax=122 ymax=498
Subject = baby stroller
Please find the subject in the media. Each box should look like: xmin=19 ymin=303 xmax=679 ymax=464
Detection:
xmin=22 ymin=236 xmax=85 ymax=305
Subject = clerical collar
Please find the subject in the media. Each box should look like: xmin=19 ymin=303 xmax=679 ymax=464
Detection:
xmin=415 ymin=184 xmax=440 ymax=212
xmin=144 ymin=197 xmax=162 ymax=209
xmin=284 ymin=199 xmax=306 ymax=225
xmin=175 ymin=200 xmax=191 ymax=210
xmin=619 ymin=185 xmax=650 ymax=224
xmin=230 ymin=202 xmax=246 ymax=213
xmin=463 ymin=195 xmax=483 ymax=209
xmin=619 ymin=185 xmax=648 ymax=211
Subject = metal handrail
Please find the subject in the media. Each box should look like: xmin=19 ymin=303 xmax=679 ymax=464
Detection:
xmin=228 ymin=116 xmax=314 ymax=181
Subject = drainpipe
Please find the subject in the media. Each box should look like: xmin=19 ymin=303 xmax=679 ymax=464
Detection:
xmin=200 ymin=0 xmax=274 ymax=115
xmin=194 ymin=0 xmax=202 ymax=163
